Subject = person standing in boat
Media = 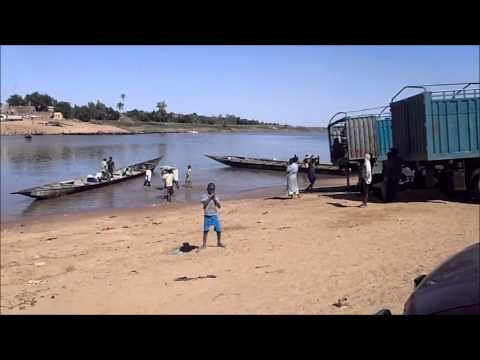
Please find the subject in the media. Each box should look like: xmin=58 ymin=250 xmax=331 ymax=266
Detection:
xmin=185 ymin=165 xmax=192 ymax=187
xmin=107 ymin=157 xmax=115 ymax=179
xmin=101 ymin=158 xmax=108 ymax=180
xmin=286 ymin=157 xmax=300 ymax=198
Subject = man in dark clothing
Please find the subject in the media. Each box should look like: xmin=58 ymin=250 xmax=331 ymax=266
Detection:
xmin=107 ymin=157 xmax=115 ymax=179
xmin=385 ymin=148 xmax=402 ymax=201
xmin=305 ymin=158 xmax=317 ymax=191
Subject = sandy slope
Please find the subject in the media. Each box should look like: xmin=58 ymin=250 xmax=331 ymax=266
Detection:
xmin=1 ymin=119 xmax=129 ymax=135
xmin=1 ymin=189 xmax=478 ymax=314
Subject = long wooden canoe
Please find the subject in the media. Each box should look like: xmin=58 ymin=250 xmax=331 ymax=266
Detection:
xmin=205 ymin=154 xmax=345 ymax=175
xmin=11 ymin=156 xmax=163 ymax=200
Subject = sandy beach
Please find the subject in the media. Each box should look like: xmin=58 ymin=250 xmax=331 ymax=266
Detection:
xmin=1 ymin=188 xmax=478 ymax=314
xmin=0 ymin=118 xmax=130 ymax=135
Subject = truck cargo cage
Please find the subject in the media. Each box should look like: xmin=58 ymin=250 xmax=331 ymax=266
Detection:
xmin=327 ymin=106 xmax=390 ymax=166
xmin=388 ymin=82 xmax=480 ymax=162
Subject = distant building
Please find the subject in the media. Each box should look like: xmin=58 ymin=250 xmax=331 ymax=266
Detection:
xmin=47 ymin=106 xmax=55 ymax=113
xmin=53 ymin=112 xmax=63 ymax=120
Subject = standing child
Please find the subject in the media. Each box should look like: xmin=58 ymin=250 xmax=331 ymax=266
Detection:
xmin=200 ymin=183 xmax=224 ymax=248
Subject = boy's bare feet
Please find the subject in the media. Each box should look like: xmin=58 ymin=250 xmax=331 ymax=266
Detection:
xmin=217 ymin=243 xmax=226 ymax=248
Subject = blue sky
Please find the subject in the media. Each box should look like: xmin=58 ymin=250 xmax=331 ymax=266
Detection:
xmin=1 ymin=46 xmax=478 ymax=126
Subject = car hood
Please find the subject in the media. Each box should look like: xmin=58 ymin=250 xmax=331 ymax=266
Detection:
xmin=404 ymin=242 xmax=480 ymax=315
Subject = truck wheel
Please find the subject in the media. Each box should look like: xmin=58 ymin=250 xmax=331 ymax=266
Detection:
xmin=469 ymin=173 xmax=480 ymax=200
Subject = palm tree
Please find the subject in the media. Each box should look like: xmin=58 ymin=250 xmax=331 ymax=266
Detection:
xmin=116 ymin=102 xmax=124 ymax=112
xmin=156 ymin=101 xmax=167 ymax=114
xmin=120 ymin=94 xmax=126 ymax=111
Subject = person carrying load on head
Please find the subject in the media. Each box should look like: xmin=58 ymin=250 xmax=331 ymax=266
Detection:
xmin=173 ymin=167 xmax=180 ymax=189
xmin=162 ymin=169 xmax=175 ymax=202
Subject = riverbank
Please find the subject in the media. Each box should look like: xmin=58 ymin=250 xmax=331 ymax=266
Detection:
xmin=1 ymin=118 xmax=325 ymax=136
xmin=1 ymin=188 xmax=477 ymax=314
xmin=0 ymin=119 xmax=131 ymax=136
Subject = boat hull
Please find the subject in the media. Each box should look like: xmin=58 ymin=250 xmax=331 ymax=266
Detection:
xmin=12 ymin=157 xmax=162 ymax=200
xmin=205 ymin=154 xmax=345 ymax=175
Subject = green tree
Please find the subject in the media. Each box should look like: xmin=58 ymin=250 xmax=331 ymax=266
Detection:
xmin=116 ymin=102 xmax=124 ymax=112
xmin=24 ymin=92 xmax=57 ymax=111
xmin=6 ymin=94 xmax=27 ymax=106
xmin=73 ymin=105 xmax=92 ymax=122
xmin=156 ymin=101 xmax=168 ymax=122
xmin=156 ymin=101 xmax=167 ymax=113
xmin=120 ymin=94 xmax=126 ymax=110
xmin=55 ymin=101 xmax=73 ymax=118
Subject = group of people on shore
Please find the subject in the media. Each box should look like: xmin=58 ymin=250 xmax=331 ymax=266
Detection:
xmin=145 ymin=165 xmax=192 ymax=202
xmin=359 ymin=147 xmax=405 ymax=208
xmin=286 ymin=154 xmax=318 ymax=198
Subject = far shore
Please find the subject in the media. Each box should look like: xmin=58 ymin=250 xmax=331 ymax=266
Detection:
xmin=0 ymin=118 xmax=326 ymax=136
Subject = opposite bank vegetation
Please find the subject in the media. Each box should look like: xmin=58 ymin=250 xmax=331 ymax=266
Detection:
xmin=3 ymin=92 xmax=325 ymax=132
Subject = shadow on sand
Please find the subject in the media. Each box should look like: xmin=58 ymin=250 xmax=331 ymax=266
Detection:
xmin=326 ymin=202 xmax=359 ymax=208
xmin=265 ymin=196 xmax=292 ymax=201
xmin=320 ymin=187 xmax=478 ymax=206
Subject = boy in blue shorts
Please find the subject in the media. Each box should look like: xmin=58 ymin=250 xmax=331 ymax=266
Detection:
xmin=201 ymin=183 xmax=225 ymax=249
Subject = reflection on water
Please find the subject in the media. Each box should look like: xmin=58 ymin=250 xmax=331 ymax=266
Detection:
xmin=1 ymin=132 xmax=330 ymax=221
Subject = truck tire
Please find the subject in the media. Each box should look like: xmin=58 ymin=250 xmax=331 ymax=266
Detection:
xmin=469 ymin=172 xmax=480 ymax=200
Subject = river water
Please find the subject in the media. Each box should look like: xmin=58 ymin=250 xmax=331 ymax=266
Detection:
xmin=1 ymin=132 xmax=332 ymax=221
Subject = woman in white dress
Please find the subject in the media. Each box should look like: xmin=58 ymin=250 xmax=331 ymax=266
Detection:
xmin=286 ymin=158 xmax=300 ymax=198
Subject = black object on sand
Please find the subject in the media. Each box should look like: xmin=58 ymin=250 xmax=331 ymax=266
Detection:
xmin=179 ymin=242 xmax=199 ymax=253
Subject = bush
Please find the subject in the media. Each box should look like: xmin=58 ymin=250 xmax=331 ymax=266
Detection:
xmin=6 ymin=94 xmax=27 ymax=106
xmin=55 ymin=101 xmax=73 ymax=118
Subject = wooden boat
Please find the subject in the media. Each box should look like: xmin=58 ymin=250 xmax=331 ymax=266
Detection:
xmin=12 ymin=156 xmax=163 ymax=200
xmin=24 ymin=134 xmax=32 ymax=139
xmin=205 ymin=154 xmax=345 ymax=175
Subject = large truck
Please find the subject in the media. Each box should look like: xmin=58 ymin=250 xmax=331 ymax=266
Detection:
xmin=376 ymin=82 xmax=480 ymax=200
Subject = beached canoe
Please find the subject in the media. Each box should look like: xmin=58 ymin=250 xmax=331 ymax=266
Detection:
xmin=11 ymin=156 xmax=163 ymax=200
xmin=205 ymin=154 xmax=345 ymax=175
